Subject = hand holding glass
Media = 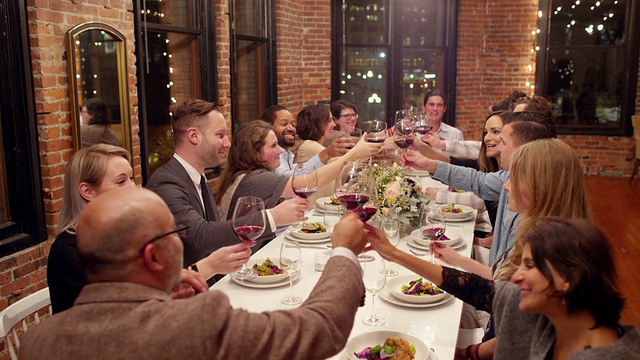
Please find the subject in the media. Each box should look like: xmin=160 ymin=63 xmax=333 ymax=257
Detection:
xmin=231 ymin=196 xmax=266 ymax=280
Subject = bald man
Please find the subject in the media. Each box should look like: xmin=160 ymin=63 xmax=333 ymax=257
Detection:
xmin=20 ymin=188 xmax=367 ymax=360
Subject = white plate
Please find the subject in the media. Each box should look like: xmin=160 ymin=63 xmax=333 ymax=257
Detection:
xmin=284 ymin=233 xmax=331 ymax=244
xmin=387 ymin=275 xmax=448 ymax=304
xmin=230 ymin=273 xmax=300 ymax=289
xmin=407 ymin=238 xmax=466 ymax=251
xmin=315 ymin=197 xmax=341 ymax=211
xmin=442 ymin=211 xmax=476 ymax=222
xmin=345 ymin=330 xmax=431 ymax=360
xmin=410 ymin=227 xmax=461 ymax=246
xmin=434 ymin=204 xmax=475 ymax=220
xmin=245 ymin=258 xmax=287 ymax=283
xmin=379 ymin=287 xmax=453 ymax=309
xmin=289 ymin=225 xmax=332 ymax=240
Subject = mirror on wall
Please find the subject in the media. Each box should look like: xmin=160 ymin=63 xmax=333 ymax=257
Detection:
xmin=66 ymin=22 xmax=131 ymax=153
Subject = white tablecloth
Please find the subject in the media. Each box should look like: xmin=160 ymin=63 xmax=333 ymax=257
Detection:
xmin=211 ymin=176 xmax=477 ymax=360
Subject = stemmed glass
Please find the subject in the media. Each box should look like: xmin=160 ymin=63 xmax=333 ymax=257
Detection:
xmin=414 ymin=114 xmax=433 ymax=136
xmin=393 ymin=121 xmax=415 ymax=154
xmin=290 ymin=165 xmax=317 ymax=229
xmin=394 ymin=109 xmax=416 ymax=133
xmin=335 ymin=162 xmax=372 ymax=213
xmin=231 ymin=196 xmax=266 ymax=280
xmin=422 ymin=205 xmax=447 ymax=263
xmin=380 ymin=217 xmax=400 ymax=277
xmin=364 ymin=120 xmax=388 ymax=143
xmin=280 ymin=240 xmax=303 ymax=305
xmin=360 ymin=251 xmax=387 ymax=326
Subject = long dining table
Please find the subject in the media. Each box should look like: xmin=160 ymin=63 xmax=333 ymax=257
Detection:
xmin=210 ymin=176 xmax=477 ymax=360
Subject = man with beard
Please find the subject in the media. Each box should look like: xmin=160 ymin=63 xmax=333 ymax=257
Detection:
xmin=146 ymin=100 xmax=307 ymax=275
xmin=260 ymin=105 xmax=353 ymax=176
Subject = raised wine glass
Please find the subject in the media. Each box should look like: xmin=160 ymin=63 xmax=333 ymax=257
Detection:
xmin=231 ymin=196 xmax=266 ymax=280
xmin=360 ymin=251 xmax=387 ymax=326
xmin=380 ymin=217 xmax=400 ymax=277
xmin=414 ymin=114 xmax=433 ymax=136
xmin=394 ymin=109 xmax=416 ymax=135
xmin=334 ymin=161 xmax=371 ymax=214
xmin=364 ymin=120 xmax=388 ymax=143
xmin=280 ymin=240 xmax=303 ymax=305
xmin=291 ymin=164 xmax=317 ymax=229
xmin=393 ymin=121 xmax=415 ymax=154
xmin=422 ymin=204 xmax=447 ymax=263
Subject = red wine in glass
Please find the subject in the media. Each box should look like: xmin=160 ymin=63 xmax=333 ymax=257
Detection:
xmin=293 ymin=188 xmax=317 ymax=199
xmin=338 ymin=193 xmax=370 ymax=211
xmin=234 ymin=225 xmax=264 ymax=243
xmin=365 ymin=138 xmax=386 ymax=144
xmin=355 ymin=205 xmax=378 ymax=222
xmin=394 ymin=137 xmax=414 ymax=149
xmin=414 ymin=125 xmax=432 ymax=135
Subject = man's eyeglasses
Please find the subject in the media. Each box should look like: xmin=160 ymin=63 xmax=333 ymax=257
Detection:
xmin=337 ymin=113 xmax=358 ymax=120
xmin=138 ymin=225 xmax=190 ymax=253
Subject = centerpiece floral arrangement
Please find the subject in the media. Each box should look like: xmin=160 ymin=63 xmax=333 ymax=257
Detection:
xmin=371 ymin=163 xmax=425 ymax=218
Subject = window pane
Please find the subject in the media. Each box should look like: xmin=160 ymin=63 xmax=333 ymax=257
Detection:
xmin=0 ymin=125 xmax=8 ymax=223
xmin=234 ymin=39 xmax=267 ymax=127
xmin=340 ymin=47 xmax=388 ymax=121
xmin=344 ymin=0 xmax=389 ymax=45
xmin=402 ymin=48 xmax=445 ymax=109
xmin=235 ymin=0 xmax=265 ymax=37
xmin=549 ymin=0 xmax=626 ymax=46
xmin=145 ymin=31 xmax=201 ymax=174
xmin=144 ymin=0 xmax=197 ymax=28
xmin=400 ymin=0 xmax=447 ymax=47
xmin=545 ymin=47 xmax=624 ymax=128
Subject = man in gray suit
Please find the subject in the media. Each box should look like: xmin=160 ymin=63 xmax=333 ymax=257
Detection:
xmin=20 ymin=187 xmax=367 ymax=360
xmin=146 ymin=100 xmax=306 ymax=268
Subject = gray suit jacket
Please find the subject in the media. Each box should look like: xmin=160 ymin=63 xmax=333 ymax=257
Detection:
xmin=19 ymin=256 xmax=365 ymax=360
xmin=146 ymin=157 xmax=240 ymax=265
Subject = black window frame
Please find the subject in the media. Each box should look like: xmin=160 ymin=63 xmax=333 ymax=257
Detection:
xmin=535 ymin=0 xmax=640 ymax=136
xmin=229 ymin=0 xmax=277 ymax=131
xmin=134 ymin=0 xmax=218 ymax=182
xmin=0 ymin=0 xmax=47 ymax=257
xmin=331 ymin=0 xmax=458 ymax=125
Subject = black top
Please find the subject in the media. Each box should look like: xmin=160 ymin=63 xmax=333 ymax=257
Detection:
xmin=47 ymin=230 xmax=87 ymax=314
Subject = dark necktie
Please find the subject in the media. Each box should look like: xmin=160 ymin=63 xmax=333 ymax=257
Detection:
xmin=200 ymin=175 xmax=215 ymax=221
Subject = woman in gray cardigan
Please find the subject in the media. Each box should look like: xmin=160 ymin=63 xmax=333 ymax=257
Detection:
xmin=368 ymin=217 xmax=640 ymax=359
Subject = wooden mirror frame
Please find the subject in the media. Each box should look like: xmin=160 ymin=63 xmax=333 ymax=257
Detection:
xmin=66 ymin=22 xmax=131 ymax=153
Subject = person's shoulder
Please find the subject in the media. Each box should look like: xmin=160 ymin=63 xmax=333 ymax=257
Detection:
xmin=147 ymin=158 xmax=186 ymax=186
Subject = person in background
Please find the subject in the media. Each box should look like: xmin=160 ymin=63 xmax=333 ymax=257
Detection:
xmin=260 ymin=105 xmax=351 ymax=176
xmin=422 ymin=89 xmax=464 ymax=142
xmin=215 ymin=120 xmax=382 ymax=221
xmin=146 ymin=100 xmax=304 ymax=278
xmin=324 ymin=100 xmax=360 ymax=146
xmin=80 ymin=98 xmax=122 ymax=148
xmin=48 ymin=144 xmax=251 ymax=313
xmin=295 ymin=104 xmax=337 ymax=165
xmin=21 ymin=187 xmax=370 ymax=360
xmin=367 ymin=217 xmax=640 ymax=360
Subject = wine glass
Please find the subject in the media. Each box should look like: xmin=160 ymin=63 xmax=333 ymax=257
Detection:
xmin=380 ymin=217 xmax=400 ymax=277
xmin=290 ymin=165 xmax=317 ymax=229
xmin=364 ymin=120 xmax=387 ymax=143
xmin=394 ymin=109 xmax=416 ymax=135
xmin=360 ymin=251 xmax=387 ymax=326
xmin=414 ymin=114 xmax=433 ymax=136
xmin=422 ymin=205 xmax=447 ymax=263
xmin=334 ymin=162 xmax=371 ymax=213
xmin=280 ymin=240 xmax=303 ymax=305
xmin=231 ymin=196 xmax=266 ymax=280
xmin=323 ymin=206 xmax=343 ymax=232
xmin=393 ymin=121 xmax=415 ymax=154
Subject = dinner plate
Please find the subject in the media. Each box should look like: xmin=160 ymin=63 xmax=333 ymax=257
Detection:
xmin=315 ymin=197 xmax=341 ymax=211
xmin=288 ymin=225 xmax=332 ymax=240
xmin=379 ymin=287 xmax=453 ymax=309
xmin=434 ymin=204 xmax=475 ymax=220
xmin=284 ymin=233 xmax=332 ymax=244
xmin=407 ymin=238 xmax=466 ymax=251
xmin=345 ymin=330 xmax=431 ymax=360
xmin=245 ymin=258 xmax=287 ymax=283
xmin=405 ymin=169 xmax=431 ymax=177
xmin=387 ymin=275 xmax=448 ymax=304
xmin=410 ymin=227 xmax=461 ymax=246
xmin=441 ymin=211 xmax=476 ymax=222
xmin=230 ymin=272 xmax=300 ymax=289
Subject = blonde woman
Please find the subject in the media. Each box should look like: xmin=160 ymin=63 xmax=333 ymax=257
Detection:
xmin=48 ymin=145 xmax=250 ymax=313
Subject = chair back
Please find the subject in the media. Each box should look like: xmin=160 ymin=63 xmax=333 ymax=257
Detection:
xmin=0 ymin=288 xmax=51 ymax=360
xmin=633 ymin=115 xmax=640 ymax=159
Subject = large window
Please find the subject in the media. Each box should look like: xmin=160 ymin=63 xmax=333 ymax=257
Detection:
xmin=536 ymin=0 xmax=639 ymax=135
xmin=230 ymin=0 xmax=276 ymax=130
xmin=332 ymin=0 xmax=457 ymax=124
xmin=135 ymin=0 xmax=217 ymax=179
xmin=0 ymin=0 xmax=46 ymax=256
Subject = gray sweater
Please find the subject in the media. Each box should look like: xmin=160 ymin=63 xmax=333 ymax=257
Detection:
xmin=433 ymin=163 xmax=520 ymax=264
